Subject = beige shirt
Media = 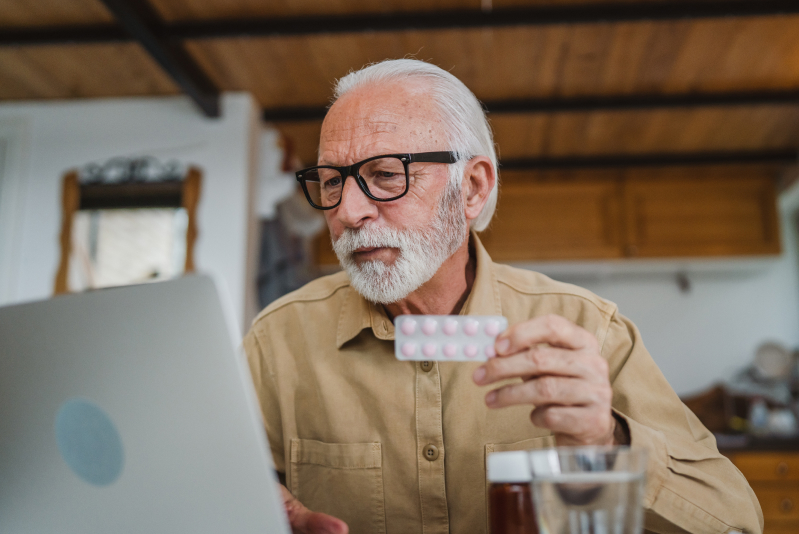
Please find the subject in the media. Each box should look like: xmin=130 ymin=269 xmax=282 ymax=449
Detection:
xmin=244 ymin=235 xmax=763 ymax=534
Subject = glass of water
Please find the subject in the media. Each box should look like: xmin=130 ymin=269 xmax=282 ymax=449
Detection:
xmin=528 ymin=447 xmax=647 ymax=534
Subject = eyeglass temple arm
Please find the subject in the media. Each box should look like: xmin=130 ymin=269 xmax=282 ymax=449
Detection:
xmin=407 ymin=151 xmax=458 ymax=164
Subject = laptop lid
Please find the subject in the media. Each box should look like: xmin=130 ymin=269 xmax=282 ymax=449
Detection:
xmin=0 ymin=275 xmax=289 ymax=534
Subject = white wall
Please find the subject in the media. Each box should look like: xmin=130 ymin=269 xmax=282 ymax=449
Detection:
xmin=0 ymin=93 xmax=260 ymax=333
xmin=527 ymin=182 xmax=799 ymax=396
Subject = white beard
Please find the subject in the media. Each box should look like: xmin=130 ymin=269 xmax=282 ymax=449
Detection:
xmin=332 ymin=181 xmax=467 ymax=304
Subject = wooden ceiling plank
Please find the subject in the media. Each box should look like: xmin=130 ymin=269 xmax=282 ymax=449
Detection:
xmin=233 ymin=16 xmax=799 ymax=120
xmin=720 ymin=17 xmax=799 ymax=91
xmin=620 ymin=20 xmax=693 ymax=94
xmin=0 ymin=49 xmax=67 ymax=99
xmin=663 ymin=17 xmax=799 ymax=93
xmin=0 ymin=0 xmax=115 ymax=28
xmin=489 ymin=106 xmax=799 ymax=158
xmin=524 ymin=106 xmax=799 ymax=157
xmin=665 ymin=19 xmax=744 ymax=94
xmin=0 ymin=43 xmax=179 ymax=100
xmin=556 ymin=23 xmax=618 ymax=96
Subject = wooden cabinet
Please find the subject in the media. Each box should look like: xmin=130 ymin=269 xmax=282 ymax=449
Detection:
xmin=483 ymin=166 xmax=781 ymax=262
xmin=726 ymin=451 xmax=799 ymax=534
xmin=624 ymin=168 xmax=780 ymax=258
xmin=480 ymin=177 xmax=623 ymax=261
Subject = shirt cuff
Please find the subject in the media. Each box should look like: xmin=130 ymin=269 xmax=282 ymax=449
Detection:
xmin=612 ymin=409 xmax=668 ymax=509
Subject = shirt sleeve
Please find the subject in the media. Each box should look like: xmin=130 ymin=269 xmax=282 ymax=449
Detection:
xmin=243 ymin=327 xmax=286 ymax=474
xmin=602 ymin=311 xmax=763 ymax=534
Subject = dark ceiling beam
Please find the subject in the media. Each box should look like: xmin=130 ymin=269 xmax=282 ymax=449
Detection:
xmin=262 ymin=89 xmax=799 ymax=122
xmin=499 ymin=149 xmax=798 ymax=170
xmin=0 ymin=25 xmax=128 ymax=46
xmin=98 ymin=0 xmax=220 ymax=117
xmin=169 ymin=0 xmax=799 ymax=40
xmin=4 ymin=0 xmax=799 ymax=47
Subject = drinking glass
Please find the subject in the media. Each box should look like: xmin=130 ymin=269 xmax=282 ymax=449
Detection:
xmin=529 ymin=447 xmax=647 ymax=534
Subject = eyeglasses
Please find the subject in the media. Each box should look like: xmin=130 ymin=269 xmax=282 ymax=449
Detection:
xmin=295 ymin=151 xmax=457 ymax=210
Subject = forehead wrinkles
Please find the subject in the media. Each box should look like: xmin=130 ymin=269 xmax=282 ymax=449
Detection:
xmin=322 ymin=116 xmax=400 ymax=143
xmin=320 ymin=111 xmax=410 ymax=164
xmin=319 ymin=86 xmax=446 ymax=163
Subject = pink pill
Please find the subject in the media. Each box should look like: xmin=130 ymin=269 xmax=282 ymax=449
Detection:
xmin=401 ymin=319 xmax=417 ymax=336
xmin=422 ymin=318 xmax=438 ymax=336
xmin=443 ymin=319 xmax=458 ymax=336
xmin=464 ymin=344 xmax=478 ymax=358
xmin=484 ymin=320 xmax=501 ymax=337
xmin=443 ymin=343 xmax=458 ymax=358
xmin=422 ymin=343 xmax=437 ymax=357
xmin=463 ymin=319 xmax=479 ymax=336
xmin=401 ymin=342 xmax=417 ymax=358
xmin=485 ymin=345 xmax=496 ymax=358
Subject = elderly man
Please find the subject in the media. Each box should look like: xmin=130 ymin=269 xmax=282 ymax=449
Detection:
xmin=245 ymin=59 xmax=762 ymax=534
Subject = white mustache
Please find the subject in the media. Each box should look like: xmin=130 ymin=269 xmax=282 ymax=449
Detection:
xmin=333 ymin=224 xmax=412 ymax=259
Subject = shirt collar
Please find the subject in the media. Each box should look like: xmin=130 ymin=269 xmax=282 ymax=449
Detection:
xmin=335 ymin=231 xmax=502 ymax=349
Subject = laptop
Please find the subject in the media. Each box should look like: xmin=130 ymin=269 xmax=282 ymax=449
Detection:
xmin=0 ymin=275 xmax=290 ymax=533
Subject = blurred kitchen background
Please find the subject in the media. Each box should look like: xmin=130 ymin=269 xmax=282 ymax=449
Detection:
xmin=3 ymin=0 xmax=799 ymax=472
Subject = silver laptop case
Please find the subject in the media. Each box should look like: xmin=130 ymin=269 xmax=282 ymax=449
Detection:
xmin=0 ymin=275 xmax=289 ymax=533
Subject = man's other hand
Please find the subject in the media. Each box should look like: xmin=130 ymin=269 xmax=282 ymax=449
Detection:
xmin=280 ymin=484 xmax=349 ymax=534
xmin=472 ymin=314 xmax=617 ymax=446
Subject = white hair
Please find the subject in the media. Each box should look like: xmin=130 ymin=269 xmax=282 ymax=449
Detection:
xmin=331 ymin=59 xmax=499 ymax=232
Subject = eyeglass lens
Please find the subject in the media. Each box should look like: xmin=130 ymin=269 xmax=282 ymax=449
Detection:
xmin=303 ymin=156 xmax=407 ymax=208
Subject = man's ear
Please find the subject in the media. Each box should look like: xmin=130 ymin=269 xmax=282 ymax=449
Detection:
xmin=463 ymin=156 xmax=496 ymax=223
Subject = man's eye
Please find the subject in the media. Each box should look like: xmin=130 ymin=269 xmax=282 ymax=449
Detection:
xmin=324 ymin=177 xmax=341 ymax=188
xmin=377 ymin=171 xmax=399 ymax=178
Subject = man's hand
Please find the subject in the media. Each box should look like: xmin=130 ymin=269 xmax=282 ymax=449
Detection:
xmin=280 ymin=484 xmax=349 ymax=534
xmin=472 ymin=314 xmax=619 ymax=446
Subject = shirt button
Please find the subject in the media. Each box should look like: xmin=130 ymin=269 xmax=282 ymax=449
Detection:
xmin=423 ymin=444 xmax=439 ymax=461
xmin=420 ymin=361 xmax=433 ymax=372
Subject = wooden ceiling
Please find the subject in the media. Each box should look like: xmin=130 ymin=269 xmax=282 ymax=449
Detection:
xmin=1 ymin=0 xmax=798 ymax=173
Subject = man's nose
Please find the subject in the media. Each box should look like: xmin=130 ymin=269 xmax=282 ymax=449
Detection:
xmin=335 ymin=176 xmax=378 ymax=228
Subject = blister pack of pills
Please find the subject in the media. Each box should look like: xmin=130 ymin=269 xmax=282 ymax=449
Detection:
xmin=394 ymin=315 xmax=508 ymax=362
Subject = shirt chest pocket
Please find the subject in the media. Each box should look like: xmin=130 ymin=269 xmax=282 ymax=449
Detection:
xmin=290 ymin=438 xmax=386 ymax=534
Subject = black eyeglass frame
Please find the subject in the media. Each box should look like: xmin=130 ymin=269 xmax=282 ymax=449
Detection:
xmin=295 ymin=151 xmax=458 ymax=210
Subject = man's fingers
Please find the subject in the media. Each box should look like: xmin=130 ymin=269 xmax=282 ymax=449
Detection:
xmin=485 ymin=376 xmax=608 ymax=409
xmin=495 ymin=314 xmax=597 ymax=356
xmin=306 ymin=512 xmax=349 ymax=534
xmin=474 ymin=345 xmax=605 ymax=385
xmin=280 ymin=483 xmax=349 ymax=534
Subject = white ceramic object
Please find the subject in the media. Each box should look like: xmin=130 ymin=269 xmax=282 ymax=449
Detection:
xmin=753 ymin=342 xmax=793 ymax=380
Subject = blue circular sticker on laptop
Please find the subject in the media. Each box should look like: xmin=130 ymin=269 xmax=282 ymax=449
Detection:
xmin=55 ymin=398 xmax=124 ymax=486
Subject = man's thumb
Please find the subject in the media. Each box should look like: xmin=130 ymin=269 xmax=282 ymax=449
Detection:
xmin=280 ymin=484 xmax=348 ymax=534
xmin=306 ymin=512 xmax=349 ymax=534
